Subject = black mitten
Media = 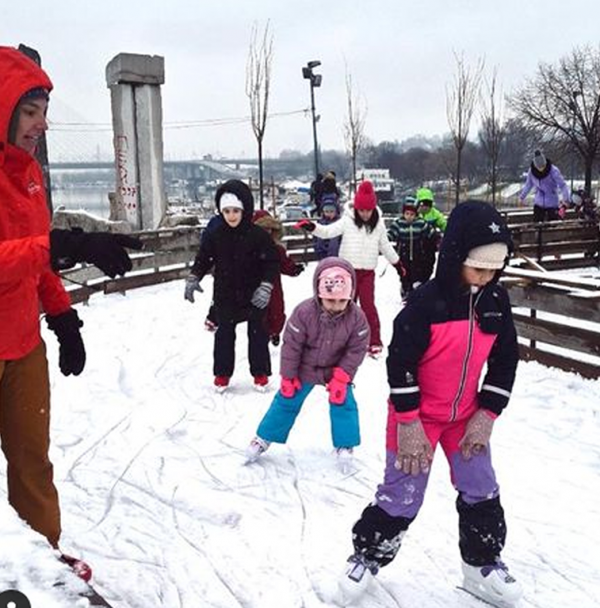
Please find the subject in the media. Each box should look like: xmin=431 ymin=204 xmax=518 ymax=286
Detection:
xmin=50 ymin=228 xmax=143 ymax=278
xmin=292 ymin=263 xmax=305 ymax=276
xmin=46 ymin=309 xmax=86 ymax=376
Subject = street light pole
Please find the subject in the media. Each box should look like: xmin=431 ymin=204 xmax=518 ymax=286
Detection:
xmin=309 ymin=80 xmax=319 ymax=180
xmin=303 ymin=60 xmax=322 ymax=181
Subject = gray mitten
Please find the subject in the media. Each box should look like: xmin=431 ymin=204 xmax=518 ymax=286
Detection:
xmin=251 ymin=282 xmax=273 ymax=309
xmin=395 ymin=419 xmax=433 ymax=476
xmin=184 ymin=275 xmax=203 ymax=303
xmin=459 ymin=409 xmax=495 ymax=459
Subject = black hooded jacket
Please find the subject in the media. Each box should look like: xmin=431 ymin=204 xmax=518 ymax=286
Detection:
xmin=191 ymin=180 xmax=280 ymax=319
xmin=386 ymin=201 xmax=519 ymax=419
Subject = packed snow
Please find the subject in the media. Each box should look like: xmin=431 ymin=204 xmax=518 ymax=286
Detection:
xmin=1 ymin=261 xmax=599 ymax=608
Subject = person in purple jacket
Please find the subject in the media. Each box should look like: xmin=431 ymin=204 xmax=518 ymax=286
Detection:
xmin=246 ymin=257 xmax=370 ymax=469
xmin=518 ymin=149 xmax=570 ymax=222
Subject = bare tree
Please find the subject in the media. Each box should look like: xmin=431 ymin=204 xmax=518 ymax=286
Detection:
xmin=509 ymin=45 xmax=600 ymax=196
xmin=343 ymin=68 xmax=367 ymax=195
xmin=245 ymin=21 xmax=273 ymax=209
xmin=446 ymin=53 xmax=484 ymax=206
xmin=478 ymin=67 xmax=506 ymax=205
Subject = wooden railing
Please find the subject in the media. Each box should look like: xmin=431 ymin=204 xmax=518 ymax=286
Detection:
xmin=509 ymin=219 xmax=599 ymax=271
xmin=60 ymin=215 xmax=600 ymax=378
xmin=502 ymin=267 xmax=600 ymax=378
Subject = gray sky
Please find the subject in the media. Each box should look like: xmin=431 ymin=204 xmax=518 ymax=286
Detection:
xmin=3 ymin=0 xmax=600 ymax=160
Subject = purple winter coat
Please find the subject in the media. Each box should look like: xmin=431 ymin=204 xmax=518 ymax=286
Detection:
xmin=519 ymin=162 xmax=570 ymax=209
xmin=280 ymin=257 xmax=370 ymax=386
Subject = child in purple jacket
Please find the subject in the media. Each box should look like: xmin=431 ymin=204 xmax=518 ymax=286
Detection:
xmin=246 ymin=257 xmax=370 ymax=468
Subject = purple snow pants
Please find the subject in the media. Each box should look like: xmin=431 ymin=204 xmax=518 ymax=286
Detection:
xmin=375 ymin=417 xmax=500 ymax=519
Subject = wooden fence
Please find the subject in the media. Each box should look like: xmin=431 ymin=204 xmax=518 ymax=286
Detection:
xmin=60 ymin=214 xmax=600 ymax=378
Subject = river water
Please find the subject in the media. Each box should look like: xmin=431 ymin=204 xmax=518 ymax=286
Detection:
xmin=51 ymin=186 xmax=112 ymax=219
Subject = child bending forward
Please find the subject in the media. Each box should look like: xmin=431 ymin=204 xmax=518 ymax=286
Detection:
xmin=246 ymin=257 xmax=370 ymax=468
xmin=339 ymin=201 xmax=523 ymax=608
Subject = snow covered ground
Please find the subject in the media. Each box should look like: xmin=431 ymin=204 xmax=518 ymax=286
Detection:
xmin=1 ymin=261 xmax=600 ymax=608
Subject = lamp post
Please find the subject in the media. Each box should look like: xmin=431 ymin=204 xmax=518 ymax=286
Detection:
xmin=302 ymin=60 xmax=322 ymax=181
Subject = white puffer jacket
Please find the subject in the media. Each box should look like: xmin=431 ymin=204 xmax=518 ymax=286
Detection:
xmin=312 ymin=209 xmax=399 ymax=270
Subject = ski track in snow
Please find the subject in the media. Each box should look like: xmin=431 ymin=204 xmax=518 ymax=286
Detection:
xmin=1 ymin=263 xmax=599 ymax=607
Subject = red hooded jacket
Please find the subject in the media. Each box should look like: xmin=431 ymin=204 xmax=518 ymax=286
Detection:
xmin=0 ymin=47 xmax=70 ymax=360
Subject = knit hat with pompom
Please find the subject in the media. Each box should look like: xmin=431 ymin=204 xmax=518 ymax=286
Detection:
xmin=354 ymin=180 xmax=377 ymax=211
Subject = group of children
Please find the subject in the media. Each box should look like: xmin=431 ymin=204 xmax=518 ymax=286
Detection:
xmin=184 ymin=179 xmax=523 ymax=608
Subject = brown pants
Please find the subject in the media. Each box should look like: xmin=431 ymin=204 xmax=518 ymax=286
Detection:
xmin=0 ymin=342 xmax=61 ymax=547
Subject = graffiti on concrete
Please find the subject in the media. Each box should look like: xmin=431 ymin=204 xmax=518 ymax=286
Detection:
xmin=115 ymin=134 xmax=138 ymax=215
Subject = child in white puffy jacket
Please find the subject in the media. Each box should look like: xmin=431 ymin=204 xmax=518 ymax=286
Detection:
xmin=295 ymin=180 xmax=402 ymax=356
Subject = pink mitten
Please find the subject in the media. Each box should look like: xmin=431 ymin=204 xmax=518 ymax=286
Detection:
xmin=326 ymin=367 xmax=351 ymax=405
xmin=280 ymin=376 xmax=302 ymax=398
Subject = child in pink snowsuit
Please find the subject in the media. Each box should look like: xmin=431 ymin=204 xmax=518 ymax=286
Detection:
xmin=339 ymin=201 xmax=523 ymax=608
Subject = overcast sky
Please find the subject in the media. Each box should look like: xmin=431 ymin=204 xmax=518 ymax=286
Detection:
xmin=3 ymin=0 xmax=600 ymax=160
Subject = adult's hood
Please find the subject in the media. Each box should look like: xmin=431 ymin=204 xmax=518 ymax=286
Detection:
xmin=312 ymin=256 xmax=356 ymax=300
xmin=436 ymin=200 xmax=513 ymax=295
xmin=253 ymin=209 xmax=283 ymax=242
xmin=0 ymin=46 xmax=53 ymax=167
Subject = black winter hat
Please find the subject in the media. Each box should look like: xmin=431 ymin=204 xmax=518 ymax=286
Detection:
xmin=215 ymin=179 xmax=254 ymax=217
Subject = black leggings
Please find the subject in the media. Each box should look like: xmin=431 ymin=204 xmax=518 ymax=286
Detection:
xmin=533 ymin=206 xmax=559 ymax=222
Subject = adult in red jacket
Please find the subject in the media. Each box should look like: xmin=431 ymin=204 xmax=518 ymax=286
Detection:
xmin=0 ymin=46 xmax=140 ymax=576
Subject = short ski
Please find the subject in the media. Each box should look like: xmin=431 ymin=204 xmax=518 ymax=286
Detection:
xmin=457 ymin=585 xmax=517 ymax=608
xmin=52 ymin=581 xmax=114 ymax=607
xmin=80 ymin=583 xmax=114 ymax=607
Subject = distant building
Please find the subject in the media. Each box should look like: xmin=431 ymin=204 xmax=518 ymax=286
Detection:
xmin=358 ymin=168 xmax=395 ymax=202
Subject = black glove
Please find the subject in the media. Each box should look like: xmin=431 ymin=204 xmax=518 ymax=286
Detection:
xmin=46 ymin=308 xmax=86 ymax=376
xmin=292 ymin=263 xmax=305 ymax=276
xmin=50 ymin=228 xmax=144 ymax=278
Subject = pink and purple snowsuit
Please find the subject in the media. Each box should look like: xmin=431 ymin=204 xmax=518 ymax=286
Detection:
xmin=350 ymin=201 xmax=519 ymax=571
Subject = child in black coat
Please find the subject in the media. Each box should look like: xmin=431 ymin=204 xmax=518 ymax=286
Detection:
xmin=184 ymin=180 xmax=280 ymax=391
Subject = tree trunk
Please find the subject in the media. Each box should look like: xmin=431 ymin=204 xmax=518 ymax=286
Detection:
xmin=455 ymin=149 xmax=462 ymax=207
xmin=258 ymin=138 xmax=264 ymax=209
xmin=584 ymin=156 xmax=593 ymax=197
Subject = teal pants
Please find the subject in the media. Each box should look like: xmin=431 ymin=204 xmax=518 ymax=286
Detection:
xmin=256 ymin=382 xmax=360 ymax=448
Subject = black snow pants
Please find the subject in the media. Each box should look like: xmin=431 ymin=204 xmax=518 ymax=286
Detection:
xmin=213 ymin=307 xmax=271 ymax=378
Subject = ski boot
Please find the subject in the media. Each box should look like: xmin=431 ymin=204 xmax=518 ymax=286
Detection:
xmin=253 ymin=375 xmax=269 ymax=392
xmin=214 ymin=376 xmax=230 ymax=393
xmin=60 ymin=554 xmax=92 ymax=583
xmin=337 ymin=553 xmax=379 ymax=605
xmin=367 ymin=344 xmax=383 ymax=359
xmin=335 ymin=447 xmax=354 ymax=474
xmin=246 ymin=436 xmax=270 ymax=463
xmin=461 ymin=560 xmax=523 ymax=608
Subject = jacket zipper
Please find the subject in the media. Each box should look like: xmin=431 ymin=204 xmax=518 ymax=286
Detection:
xmin=449 ymin=290 xmax=482 ymax=421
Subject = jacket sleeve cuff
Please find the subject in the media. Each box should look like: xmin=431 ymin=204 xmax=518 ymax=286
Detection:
xmin=392 ymin=406 xmax=420 ymax=424
xmin=478 ymin=383 xmax=511 ymax=416
xmin=389 ymin=385 xmax=420 ymax=411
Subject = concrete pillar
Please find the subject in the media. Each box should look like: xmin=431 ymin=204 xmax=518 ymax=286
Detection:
xmin=106 ymin=53 xmax=166 ymax=230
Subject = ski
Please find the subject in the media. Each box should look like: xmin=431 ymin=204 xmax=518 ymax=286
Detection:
xmin=50 ymin=581 xmax=114 ymax=607
xmin=79 ymin=583 xmax=114 ymax=607
xmin=456 ymin=585 xmax=518 ymax=608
